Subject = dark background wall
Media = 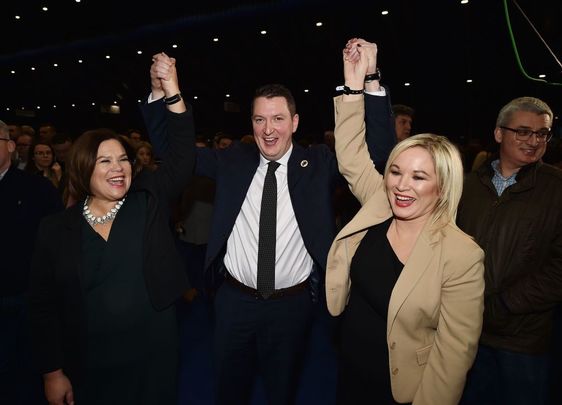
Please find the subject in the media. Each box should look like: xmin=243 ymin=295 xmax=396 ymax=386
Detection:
xmin=2 ymin=0 xmax=561 ymax=144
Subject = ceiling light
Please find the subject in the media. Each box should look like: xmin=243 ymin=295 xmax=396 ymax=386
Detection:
xmin=71 ymin=104 xmax=76 ymax=107
xmin=15 ymin=15 xmax=21 ymax=20
xmin=404 ymin=82 xmax=411 ymax=86
xmin=226 ymin=94 xmax=230 ymax=98
xmin=461 ymin=0 xmax=469 ymax=4
xmin=137 ymin=99 xmax=142 ymax=103
xmin=78 ymin=59 xmax=83 ymax=63
xmin=11 ymin=70 xmax=15 ymax=74
xmin=213 ymin=38 xmax=219 ymax=42
xmin=53 ymin=105 xmax=56 ymax=108
xmin=538 ymin=74 xmax=546 ymax=78
xmin=172 ymin=44 xmax=178 ymax=48
xmin=114 ymin=101 xmax=118 ymax=104
xmin=75 ymin=0 xmax=81 ymax=2
xmin=37 ymin=106 xmax=41 ymax=110
xmin=42 ymin=6 xmax=48 ymax=11
xmin=466 ymin=79 xmax=473 ymax=83
xmin=91 ymin=102 xmax=96 ymax=106
xmin=31 ymin=67 xmax=36 ymax=71
xmin=53 ymin=63 xmax=58 ymax=67
xmin=260 ymin=30 xmax=267 ymax=35
xmin=316 ymin=22 xmax=323 ymax=27
xmin=381 ymin=10 xmax=389 ymax=15
xmin=304 ymin=89 xmax=309 ymax=93
xmin=6 ymin=108 xmax=10 ymax=111
xmin=137 ymin=50 xmax=142 ymax=55
xmin=194 ymin=96 xmax=198 ymax=100
xmin=105 ymin=55 xmax=111 ymax=59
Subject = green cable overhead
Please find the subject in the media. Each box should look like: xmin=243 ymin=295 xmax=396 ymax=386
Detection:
xmin=503 ymin=0 xmax=562 ymax=86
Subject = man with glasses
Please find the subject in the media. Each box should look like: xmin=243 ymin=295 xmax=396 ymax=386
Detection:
xmin=0 ymin=120 xmax=62 ymax=404
xmin=458 ymin=97 xmax=562 ymax=405
xmin=15 ymin=134 xmax=33 ymax=170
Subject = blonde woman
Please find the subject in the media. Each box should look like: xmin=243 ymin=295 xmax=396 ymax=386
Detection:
xmin=326 ymin=39 xmax=485 ymax=405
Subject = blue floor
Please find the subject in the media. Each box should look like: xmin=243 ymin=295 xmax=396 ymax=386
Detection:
xmin=176 ymin=295 xmax=338 ymax=405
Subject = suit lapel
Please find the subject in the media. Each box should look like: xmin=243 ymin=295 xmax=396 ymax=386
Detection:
xmin=227 ymin=146 xmax=260 ymax=215
xmin=287 ymin=143 xmax=306 ymax=192
xmin=62 ymin=204 xmax=86 ymax=290
xmin=336 ymin=192 xmax=393 ymax=240
xmin=387 ymin=225 xmax=441 ymax=336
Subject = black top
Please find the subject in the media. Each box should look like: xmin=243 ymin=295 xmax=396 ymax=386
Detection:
xmin=81 ymin=192 xmax=155 ymax=367
xmin=28 ymin=109 xmax=194 ymax=378
xmin=338 ymin=218 xmax=405 ymax=405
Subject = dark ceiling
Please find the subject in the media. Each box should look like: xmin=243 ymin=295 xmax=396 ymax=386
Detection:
xmin=2 ymin=0 xmax=561 ymax=144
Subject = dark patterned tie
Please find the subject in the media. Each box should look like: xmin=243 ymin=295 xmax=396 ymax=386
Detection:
xmin=257 ymin=161 xmax=280 ymax=299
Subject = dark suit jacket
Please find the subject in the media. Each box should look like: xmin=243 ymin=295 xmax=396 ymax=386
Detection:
xmin=0 ymin=166 xmax=63 ymax=296
xmin=28 ymin=109 xmax=195 ymax=378
xmin=141 ymin=93 xmax=394 ymax=288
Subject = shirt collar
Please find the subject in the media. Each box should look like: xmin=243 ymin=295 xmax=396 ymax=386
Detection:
xmin=491 ymin=159 xmax=519 ymax=181
xmin=0 ymin=166 xmax=9 ymax=181
xmin=259 ymin=143 xmax=293 ymax=168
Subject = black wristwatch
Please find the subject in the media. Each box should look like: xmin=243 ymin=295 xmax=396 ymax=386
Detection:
xmin=342 ymin=86 xmax=364 ymax=95
xmin=164 ymin=93 xmax=182 ymax=105
xmin=365 ymin=68 xmax=381 ymax=83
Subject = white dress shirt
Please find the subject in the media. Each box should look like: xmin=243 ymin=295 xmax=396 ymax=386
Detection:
xmin=223 ymin=145 xmax=314 ymax=289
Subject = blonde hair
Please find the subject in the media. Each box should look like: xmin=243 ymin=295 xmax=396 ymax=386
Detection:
xmin=384 ymin=133 xmax=464 ymax=229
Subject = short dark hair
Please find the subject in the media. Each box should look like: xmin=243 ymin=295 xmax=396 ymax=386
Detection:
xmin=25 ymin=141 xmax=55 ymax=173
xmin=67 ymin=128 xmax=135 ymax=201
xmin=252 ymin=84 xmax=297 ymax=116
xmin=392 ymin=104 xmax=415 ymax=118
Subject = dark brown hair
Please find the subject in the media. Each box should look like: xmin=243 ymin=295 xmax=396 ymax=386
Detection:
xmin=25 ymin=141 xmax=55 ymax=173
xmin=67 ymin=128 xmax=135 ymax=201
xmin=252 ymin=84 xmax=297 ymax=117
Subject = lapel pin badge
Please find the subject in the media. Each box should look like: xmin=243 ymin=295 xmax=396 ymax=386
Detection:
xmin=300 ymin=160 xmax=308 ymax=168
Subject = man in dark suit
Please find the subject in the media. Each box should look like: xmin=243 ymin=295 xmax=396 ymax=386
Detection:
xmin=143 ymin=50 xmax=394 ymax=405
xmin=0 ymin=120 xmax=63 ymax=404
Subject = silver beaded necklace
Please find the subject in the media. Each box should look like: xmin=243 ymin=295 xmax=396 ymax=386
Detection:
xmin=82 ymin=196 xmax=126 ymax=226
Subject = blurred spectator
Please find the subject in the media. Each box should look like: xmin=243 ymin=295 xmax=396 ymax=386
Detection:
xmin=392 ymin=104 xmax=414 ymax=142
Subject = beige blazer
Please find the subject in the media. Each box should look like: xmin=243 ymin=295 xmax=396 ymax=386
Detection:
xmin=326 ymin=96 xmax=485 ymax=405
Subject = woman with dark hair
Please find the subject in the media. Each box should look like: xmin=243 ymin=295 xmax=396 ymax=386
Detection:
xmin=28 ymin=53 xmax=194 ymax=405
xmin=25 ymin=141 xmax=62 ymax=189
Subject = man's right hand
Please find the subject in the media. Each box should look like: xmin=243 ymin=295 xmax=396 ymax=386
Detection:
xmin=43 ymin=369 xmax=74 ymax=405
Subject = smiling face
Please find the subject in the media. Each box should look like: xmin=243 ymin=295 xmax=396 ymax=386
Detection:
xmin=495 ymin=110 xmax=550 ymax=176
xmin=89 ymin=139 xmax=132 ymax=204
xmin=252 ymin=96 xmax=299 ymax=161
xmin=386 ymin=146 xmax=440 ymax=224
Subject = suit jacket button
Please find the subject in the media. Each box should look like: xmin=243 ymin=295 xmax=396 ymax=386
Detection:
xmin=392 ymin=368 xmax=399 ymax=375
xmin=390 ymin=342 xmax=396 ymax=350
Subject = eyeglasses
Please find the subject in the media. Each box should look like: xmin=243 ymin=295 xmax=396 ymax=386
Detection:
xmin=500 ymin=126 xmax=553 ymax=143
xmin=34 ymin=151 xmax=53 ymax=156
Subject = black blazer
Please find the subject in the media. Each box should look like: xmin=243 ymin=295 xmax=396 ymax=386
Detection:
xmin=141 ymin=93 xmax=394 ymax=286
xmin=28 ymin=109 xmax=195 ymax=378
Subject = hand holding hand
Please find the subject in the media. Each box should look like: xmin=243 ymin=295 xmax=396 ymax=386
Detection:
xmin=151 ymin=52 xmax=180 ymax=98
xmin=343 ymin=39 xmax=370 ymax=90
xmin=344 ymin=38 xmax=380 ymax=92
